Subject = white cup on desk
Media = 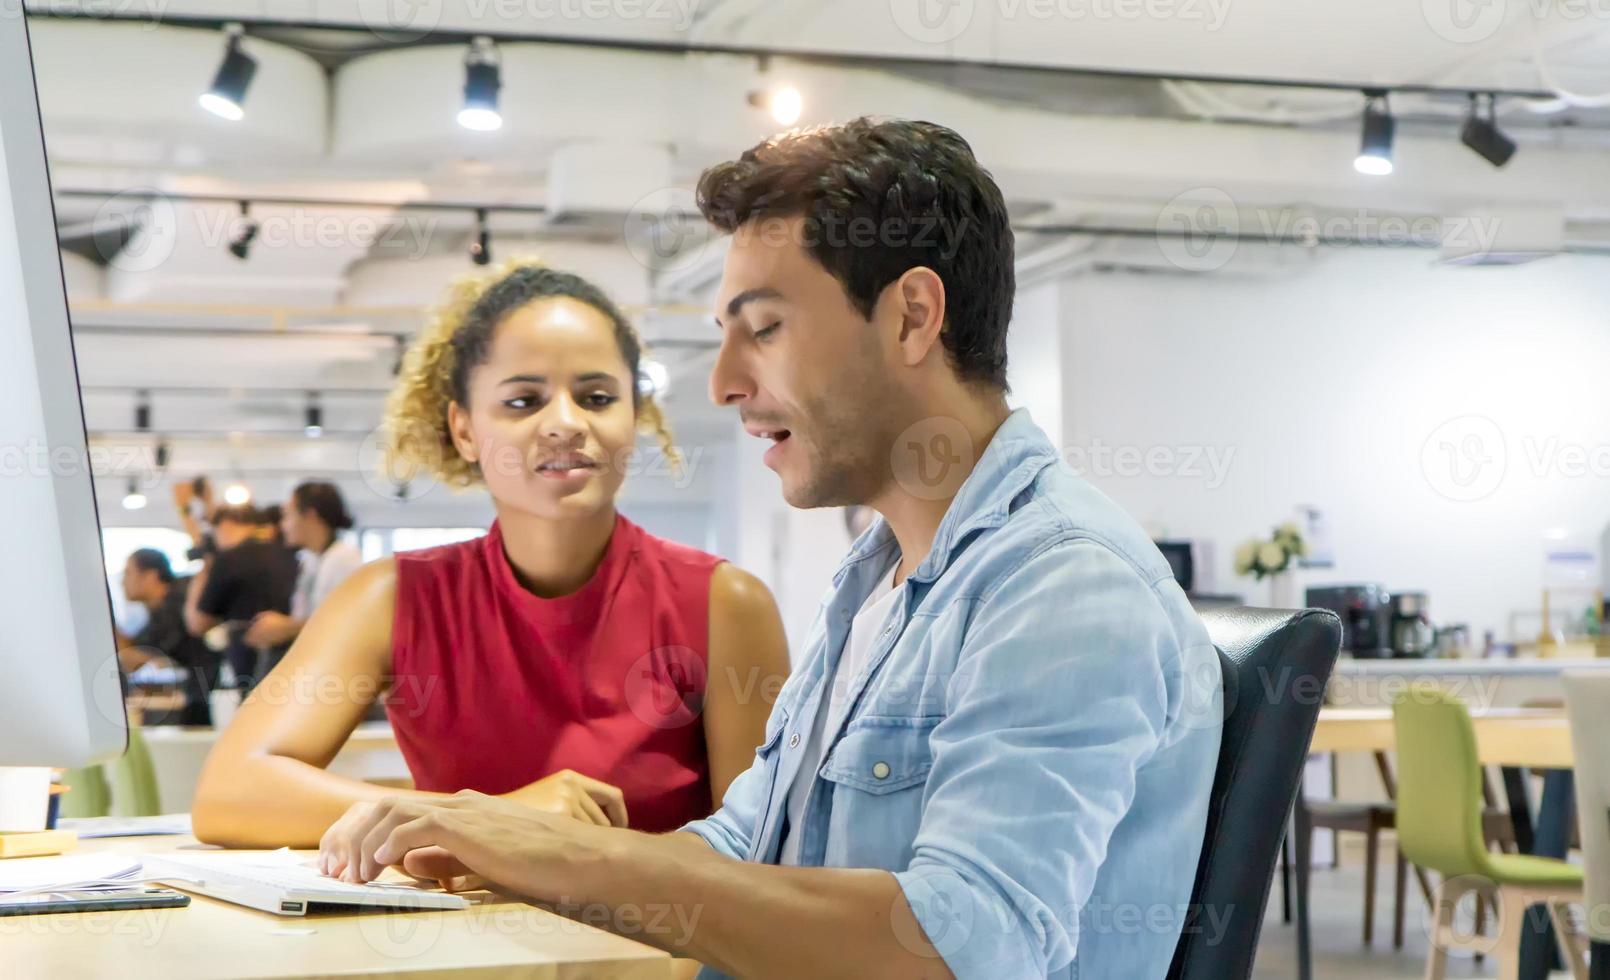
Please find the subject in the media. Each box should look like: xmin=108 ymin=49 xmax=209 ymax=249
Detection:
xmin=0 ymin=766 xmax=51 ymax=832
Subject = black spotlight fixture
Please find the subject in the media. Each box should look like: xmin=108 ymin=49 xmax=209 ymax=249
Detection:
xmin=199 ymin=24 xmax=257 ymax=121
xmin=458 ymin=37 xmax=503 ymax=132
xmin=469 ymin=208 xmax=492 ymax=266
xmin=1461 ymin=93 xmax=1517 ymax=168
xmin=154 ymin=439 xmax=171 ymax=472
xmin=304 ymin=391 xmax=323 ymax=439
xmin=1354 ymin=91 xmax=1395 ymax=176
xmin=228 ymin=201 xmax=259 ymax=260
xmin=134 ymin=389 xmax=151 ymax=432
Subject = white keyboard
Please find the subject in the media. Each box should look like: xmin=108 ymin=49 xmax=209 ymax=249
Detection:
xmin=144 ymin=852 xmax=471 ymax=916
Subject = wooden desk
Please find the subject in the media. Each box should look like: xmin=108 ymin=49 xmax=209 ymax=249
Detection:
xmin=5 ymin=835 xmax=671 ymax=979
xmin=1312 ymin=707 xmax=1573 ymax=768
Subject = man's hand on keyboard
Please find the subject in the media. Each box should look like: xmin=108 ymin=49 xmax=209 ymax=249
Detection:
xmin=317 ymin=790 xmax=622 ymax=902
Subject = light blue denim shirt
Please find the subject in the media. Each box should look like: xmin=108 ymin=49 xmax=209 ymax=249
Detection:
xmin=683 ymin=410 xmax=1224 ymax=980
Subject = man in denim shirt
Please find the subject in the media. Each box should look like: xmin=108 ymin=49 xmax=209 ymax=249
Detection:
xmin=329 ymin=118 xmax=1223 ymax=980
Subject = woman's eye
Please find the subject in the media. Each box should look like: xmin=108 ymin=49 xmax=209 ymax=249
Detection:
xmin=754 ymin=321 xmax=782 ymax=341
xmin=504 ymin=395 xmax=539 ymax=410
xmin=584 ymin=392 xmax=619 ymax=408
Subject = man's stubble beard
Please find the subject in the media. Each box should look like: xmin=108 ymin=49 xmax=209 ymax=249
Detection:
xmin=785 ymin=363 xmax=909 ymax=511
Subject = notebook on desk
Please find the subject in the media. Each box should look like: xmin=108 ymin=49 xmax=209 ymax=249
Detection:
xmin=144 ymin=850 xmax=471 ymax=916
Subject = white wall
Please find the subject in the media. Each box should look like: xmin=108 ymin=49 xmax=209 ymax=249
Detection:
xmin=1005 ymin=279 xmax=1066 ymax=449
xmin=1059 ymin=249 xmax=1610 ymax=643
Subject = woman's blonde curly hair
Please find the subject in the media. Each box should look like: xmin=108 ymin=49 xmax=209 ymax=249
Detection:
xmin=383 ymin=258 xmax=680 ymax=490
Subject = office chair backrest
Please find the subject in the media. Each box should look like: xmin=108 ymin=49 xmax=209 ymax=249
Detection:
xmin=1391 ymin=685 xmax=1491 ymax=880
xmin=1563 ymin=670 xmax=1610 ymax=942
xmin=1166 ymin=606 xmax=1341 ymax=980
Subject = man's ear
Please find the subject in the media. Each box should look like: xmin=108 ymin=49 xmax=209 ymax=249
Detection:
xmin=890 ymin=267 xmax=946 ymax=369
xmin=446 ymin=400 xmax=480 ymax=465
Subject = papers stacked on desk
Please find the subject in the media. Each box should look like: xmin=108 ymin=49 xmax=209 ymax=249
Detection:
xmin=0 ymin=853 xmax=148 ymax=901
xmin=57 ymin=814 xmax=192 ymax=839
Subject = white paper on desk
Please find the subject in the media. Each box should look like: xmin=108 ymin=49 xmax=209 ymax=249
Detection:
xmin=0 ymin=853 xmax=143 ymax=893
xmin=58 ymin=814 xmax=193 ymax=839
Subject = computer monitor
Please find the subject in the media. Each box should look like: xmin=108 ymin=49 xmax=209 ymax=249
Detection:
xmin=0 ymin=14 xmax=127 ymax=767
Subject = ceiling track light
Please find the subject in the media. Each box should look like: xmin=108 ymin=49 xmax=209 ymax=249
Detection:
xmin=1461 ymin=92 xmax=1517 ymax=168
xmin=200 ymin=24 xmax=256 ymax=122
xmin=228 ymin=201 xmax=258 ymax=260
xmin=469 ymin=208 xmax=492 ymax=266
xmin=154 ymin=439 xmax=171 ymax=472
xmin=1354 ymin=90 xmax=1395 ymax=177
xmin=134 ymin=389 xmax=151 ymax=432
xmin=304 ymin=391 xmax=324 ymax=439
xmin=122 ymin=477 xmax=147 ymax=512
xmin=747 ymin=55 xmax=803 ymax=127
xmin=459 ymin=36 xmax=504 ymax=132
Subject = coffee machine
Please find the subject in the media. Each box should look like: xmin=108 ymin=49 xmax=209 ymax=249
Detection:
xmin=1305 ymin=584 xmax=1393 ymax=658
xmin=1388 ymin=591 xmax=1435 ymax=658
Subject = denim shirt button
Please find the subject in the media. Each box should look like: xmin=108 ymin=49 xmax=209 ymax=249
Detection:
xmin=788 ymin=733 xmax=801 ymax=749
xmin=872 ymin=761 xmax=891 ymax=780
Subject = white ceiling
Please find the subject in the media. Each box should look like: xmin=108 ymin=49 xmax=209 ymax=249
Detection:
xmin=22 ymin=1 xmax=1610 ymax=522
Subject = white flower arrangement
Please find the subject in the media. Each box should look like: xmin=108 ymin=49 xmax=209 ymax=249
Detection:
xmin=1234 ymin=521 xmax=1307 ymax=580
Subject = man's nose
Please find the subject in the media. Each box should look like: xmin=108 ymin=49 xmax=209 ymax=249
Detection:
xmin=709 ymin=333 xmax=754 ymax=408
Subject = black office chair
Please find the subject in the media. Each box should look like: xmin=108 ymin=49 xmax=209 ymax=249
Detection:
xmin=1166 ymin=606 xmax=1342 ymax=980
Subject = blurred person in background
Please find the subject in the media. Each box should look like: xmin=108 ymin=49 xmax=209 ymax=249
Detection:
xmin=243 ymin=482 xmax=363 ymax=650
xmin=182 ymin=500 xmax=298 ymax=692
xmin=117 ymin=548 xmax=219 ymax=726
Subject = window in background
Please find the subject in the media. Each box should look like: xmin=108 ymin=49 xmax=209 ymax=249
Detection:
xmin=359 ymin=528 xmax=484 ymax=560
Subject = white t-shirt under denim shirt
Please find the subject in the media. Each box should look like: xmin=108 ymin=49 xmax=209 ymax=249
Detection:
xmin=778 ymin=557 xmax=903 ymax=866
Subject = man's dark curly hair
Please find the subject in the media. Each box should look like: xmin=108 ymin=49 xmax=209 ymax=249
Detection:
xmin=696 ymin=117 xmax=1015 ymax=390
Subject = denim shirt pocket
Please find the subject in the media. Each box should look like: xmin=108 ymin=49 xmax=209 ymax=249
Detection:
xmin=815 ymin=716 xmax=940 ymax=869
xmin=820 ymin=716 xmax=941 ymax=793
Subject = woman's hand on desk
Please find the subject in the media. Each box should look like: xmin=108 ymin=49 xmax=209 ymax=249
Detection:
xmin=500 ymin=769 xmax=629 ymax=828
xmin=318 ymin=790 xmax=613 ymax=900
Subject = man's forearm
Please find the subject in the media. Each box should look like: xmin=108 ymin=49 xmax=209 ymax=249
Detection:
xmin=184 ymin=560 xmax=216 ymax=636
xmin=575 ymin=833 xmax=953 ymax=980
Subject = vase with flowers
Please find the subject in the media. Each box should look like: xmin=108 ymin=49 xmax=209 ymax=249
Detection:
xmin=1234 ymin=521 xmax=1307 ymax=608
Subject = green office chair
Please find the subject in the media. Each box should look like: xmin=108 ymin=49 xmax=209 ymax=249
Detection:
xmin=55 ymin=726 xmax=162 ymax=820
xmin=1393 ymin=685 xmax=1585 ymax=980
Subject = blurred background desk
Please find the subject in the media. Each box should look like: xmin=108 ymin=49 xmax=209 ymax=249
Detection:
xmin=140 ymin=724 xmax=406 ymax=815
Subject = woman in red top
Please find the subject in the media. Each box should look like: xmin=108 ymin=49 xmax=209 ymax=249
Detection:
xmin=193 ymin=262 xmax=790 ymax=852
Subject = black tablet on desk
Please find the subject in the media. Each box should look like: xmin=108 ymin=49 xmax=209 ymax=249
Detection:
xmin=0 ymin=887 xmax=190 ymax=916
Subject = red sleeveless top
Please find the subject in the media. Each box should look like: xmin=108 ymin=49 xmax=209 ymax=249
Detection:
xmin=387 ymin=514 xmax=724 ymax=833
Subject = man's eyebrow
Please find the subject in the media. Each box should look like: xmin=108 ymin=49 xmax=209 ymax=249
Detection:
xmin=724 ymin=287 xmax=784 ymax=319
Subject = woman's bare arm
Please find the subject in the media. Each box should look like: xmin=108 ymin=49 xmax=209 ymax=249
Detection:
xmin=703 ymin=564 xmax=791 ymax=805
xmin=191 ymin=559 xmax=445 ymax=847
